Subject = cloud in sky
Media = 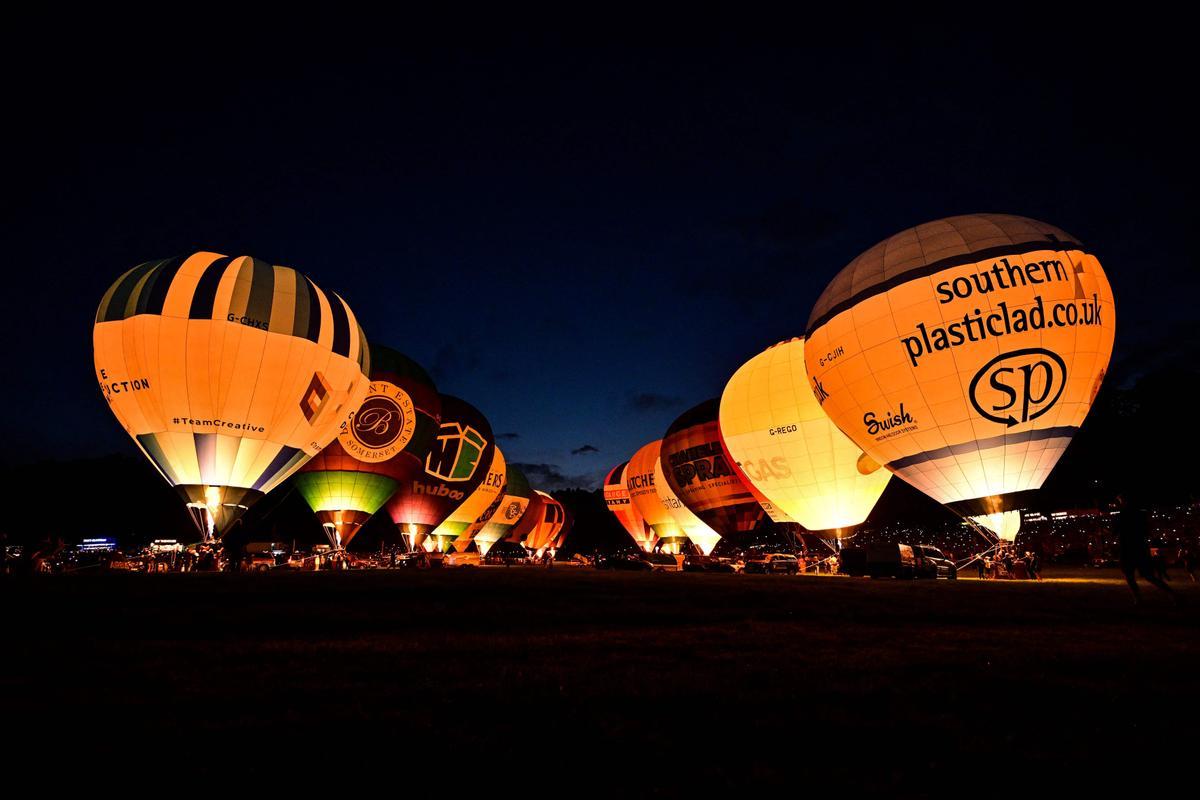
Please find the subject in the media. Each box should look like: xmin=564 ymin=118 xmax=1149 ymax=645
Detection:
xmin=510 ymin=462 xmax=596 ymax=491
xmin=627 ymin=392 xmax=684 ymax=413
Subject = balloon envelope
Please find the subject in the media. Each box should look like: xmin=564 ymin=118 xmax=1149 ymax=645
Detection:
xmin=474 ymin=466 xmax=533 ymax=555
xmin=93 ymin=252 xmax=371 ymax=539
xmin=603 ymin=461 xmax=654 ymax=551
xmin=293 ymin=344 xmax=440 ymax=547
xmin=624 ymin=440 xmax=686 ymax=552
xmin=720 ymin=338 xmax=891 ymax=534
xmin=661 ymin=399 xmax=765 ymax=541
xmin=510 ymin=490 xmax=570 ymax=554
xmin=434 ymin=447 xmax=507 ymax=553
xmin=804 ymin=214 xmax=1115 ymax=522
xmin=384 ymin=394 xmax=495 ymax=549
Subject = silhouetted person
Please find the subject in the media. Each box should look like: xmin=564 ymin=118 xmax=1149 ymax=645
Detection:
xmin=1181 ymin=546 xmax=1197 ymax=583
xmin=222 ymin=521 xmax=247 ymax=573
xmin=975 ymin=555 xmax=986 ymax=580
xmin=1114 ymin=494 xmax=1176 ymax=605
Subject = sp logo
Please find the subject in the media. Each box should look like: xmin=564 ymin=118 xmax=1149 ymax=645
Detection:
xmin=969 ymin=348 xmax=1067 ymax=428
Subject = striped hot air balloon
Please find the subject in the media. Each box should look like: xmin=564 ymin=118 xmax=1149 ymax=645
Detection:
xmin=661 ymin=399 xmax=766 ymax=545
xmin=292 ymin=345 xmax=441 ymax=549
xmin=509 ymin=490 xmax=570 ymax=556
xmin=93 ymin=252 xmax=371 ymax=540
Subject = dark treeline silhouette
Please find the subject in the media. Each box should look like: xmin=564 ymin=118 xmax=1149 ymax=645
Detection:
xmin=2 ymin=367 xmax=1196 ymax=551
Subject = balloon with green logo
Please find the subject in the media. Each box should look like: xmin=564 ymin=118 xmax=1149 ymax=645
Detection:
xmin=385 ymin=394 xmax=495 ymax=551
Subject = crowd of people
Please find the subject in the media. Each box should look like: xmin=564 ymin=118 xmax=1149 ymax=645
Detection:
xmin=973 ymin=549 xmax=1042 ymax=580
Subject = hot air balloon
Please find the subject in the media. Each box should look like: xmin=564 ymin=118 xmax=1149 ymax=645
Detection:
xmin=603 ymin=461 xmax=655 ymax=552
xmin=433 ymin=447 xmax=507 ymax=553
xmin=804 ymin=214 xmax=1115 ymax=542
xmin=474 ymin=466 xmax=533 ymax=556
xmin=292 ymin=345 xmax=440 ymax=549
xmin=384 ymin=394 xmax=495 ymax=551
xmin=719 ymin=338 xmax=892 ymax=539
xmin=93 ymin=252 xmax=371 ymax=540
xmin=510 ymin=490 xmax=570 ymax=556
xmin=624 ymin=441 xmax=687 ymax=553
xmin=661 ymin=400 xmax=765 ymax=546
xmin=654 ymin=457 xmax=721 ymax=555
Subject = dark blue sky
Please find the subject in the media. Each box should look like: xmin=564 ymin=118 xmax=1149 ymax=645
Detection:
xmin=5 ymin=23 xmax=1193 ymax=488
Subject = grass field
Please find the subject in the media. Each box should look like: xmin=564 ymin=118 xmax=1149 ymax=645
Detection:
xmin=4 ymin=566 xmax=1198 ymax=794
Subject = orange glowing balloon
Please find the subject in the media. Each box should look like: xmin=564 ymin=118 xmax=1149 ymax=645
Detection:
xmin=93 ymin=252 xmax=371 ymax=540
xmin=660 ymin=399 xmax=765 ymax=542
xmin=804 ymin=214 xmax=1115 ymax=540
xmin=603 ymin=461 xmax=655 ymax=551
xmin=719 ymin=338 xmax=891 ymax=536
xmin=624 ymin=440 xmax=687 ymax=553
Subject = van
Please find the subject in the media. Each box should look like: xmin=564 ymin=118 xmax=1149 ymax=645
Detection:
xmin=866 ymin=543 xmax=956 ymax=579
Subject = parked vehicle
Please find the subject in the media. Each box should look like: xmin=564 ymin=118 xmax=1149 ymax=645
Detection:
xmin=645 ymin=552 xmax=681 ymax=572
xmin=866 ymin=543 xmax=956 ymax=579
xmin=838 ymin=548 xmax=868 ymax=577
xmin=683 ymin=555 xmax=739 ymax=573
xmin=607 ymin=554 xmax=653 ymax=571
xmin=744 ymin=553 xmax=800 ymax=574
xmin=915 ymin=544 xmax=957 ymax=579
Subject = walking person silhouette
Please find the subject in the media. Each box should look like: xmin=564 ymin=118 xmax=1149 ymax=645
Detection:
xmin=1114 ymin=493 xmax=1176 ymax=605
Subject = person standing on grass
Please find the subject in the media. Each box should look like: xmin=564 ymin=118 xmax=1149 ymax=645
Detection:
xmin=1115 ymin=493 xmax=1176 ymax=605
xmin=1181 ymin=545 xmax=1197 ymax=583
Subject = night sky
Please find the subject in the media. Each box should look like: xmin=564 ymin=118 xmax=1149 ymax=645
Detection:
xmin=5 ymin=23 xmax=1193 ymax=489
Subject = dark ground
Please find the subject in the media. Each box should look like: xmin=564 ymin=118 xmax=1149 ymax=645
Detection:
xmin=3 ymin=567 xmax=1198 ymax=795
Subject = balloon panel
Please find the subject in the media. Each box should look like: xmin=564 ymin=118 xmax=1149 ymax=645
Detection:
xmin=661 ymin=399 xmax=764 ymax=536
xmin=719 ymin=338 xmax=890 ymax=532
xmin=294 ymin=470 xmax=398 ymax=515
xmin=804 ymin=214 xmax=1115 ymax=515
xmin=720 ymin=435 xmax=795 ymax=524
xmin=624 ymin=440 xmax=684 ymax=542
xmin=94 ymin=252 xmax=371 ymax=536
